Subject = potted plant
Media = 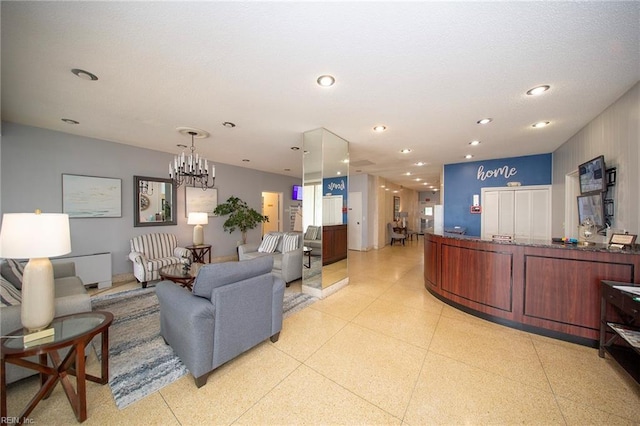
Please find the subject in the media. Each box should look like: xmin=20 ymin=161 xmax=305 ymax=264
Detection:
xmin=213 ymin=196 xmax=269 ymax=245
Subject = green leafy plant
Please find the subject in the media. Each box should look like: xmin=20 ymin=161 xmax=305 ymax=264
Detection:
xmin=213 ymin=196 xmax=269 ymax=244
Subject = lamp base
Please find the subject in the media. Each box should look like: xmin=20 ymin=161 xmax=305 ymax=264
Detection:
xmin=21 ymin=258 xmax=56 ymax=332
xmin=193 ymin=224 xmax=204 ymax=245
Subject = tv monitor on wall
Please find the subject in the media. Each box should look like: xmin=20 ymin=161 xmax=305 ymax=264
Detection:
xmin=578 ymin=155 xmax=606 ymax=194
xmin=577 ymin=192 xmax=606 ymax=229
xmin=292 ymin=185 xmax=303 ymax=201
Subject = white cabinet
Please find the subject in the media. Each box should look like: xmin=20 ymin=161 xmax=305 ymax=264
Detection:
xmin=481 ymin=186 xmax=551 ymax=240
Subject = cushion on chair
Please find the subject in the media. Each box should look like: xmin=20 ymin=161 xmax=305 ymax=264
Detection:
xmin=1 ymin=277 xmax=22 ymax=307
xmin=282 ymin=233 xmax=299 ymax=253
xmin=145 ymin=257 xmax=188 ymax=272
xmin=258 ymin=234 xmax=280 ymax=253
xmin=304 ymin=226 xmax=318 ymax=241
xmin=2 ymin=259 xmax=24 ymax=290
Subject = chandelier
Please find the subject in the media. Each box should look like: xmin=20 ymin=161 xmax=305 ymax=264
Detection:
xmin=169 ymin=128 xmax=215 ymax=190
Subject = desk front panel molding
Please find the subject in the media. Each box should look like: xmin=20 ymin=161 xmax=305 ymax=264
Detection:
xmin=441 ymin=244 xmax=513 ymax=312
xmin=523 ymin=255 xmax=635 ymax=337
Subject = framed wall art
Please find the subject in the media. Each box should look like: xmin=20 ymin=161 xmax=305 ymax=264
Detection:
xmin=62 ymin=174 xmax=122 ymax=218
xmin=185 ymin=186 xmax=218 ymax=217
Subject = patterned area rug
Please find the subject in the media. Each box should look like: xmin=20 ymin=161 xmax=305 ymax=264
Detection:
xmin=91 ymin=286 xmax=317 ymax=409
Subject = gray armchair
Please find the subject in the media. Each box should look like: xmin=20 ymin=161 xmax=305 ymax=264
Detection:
xmin=155 ymin=256 xmax=285 ymax=388
xmin=387 ymin=222 xmax=407 ymax=246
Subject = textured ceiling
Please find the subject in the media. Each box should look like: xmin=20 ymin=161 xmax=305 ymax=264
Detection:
xmin=2 ymin=2 xmax=639 ymax=191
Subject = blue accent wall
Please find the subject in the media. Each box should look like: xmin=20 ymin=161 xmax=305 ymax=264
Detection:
xmin=323 ymin=176 xmax=348 ymax=224
xmin=444 ymin=153 xmax=552 ymax=236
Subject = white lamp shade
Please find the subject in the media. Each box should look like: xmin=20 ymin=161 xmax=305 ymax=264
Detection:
xmin=187 ymin=212 xmax=209 ymax=225
xmin=0 ymin=213 xmax=71 ymax=259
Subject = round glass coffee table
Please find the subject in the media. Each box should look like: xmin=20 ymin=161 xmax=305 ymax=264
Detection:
xmin=1 ymin=311 xmax=113 ymax=423
xmin=159 ymin=263 xmax=202 ymax=290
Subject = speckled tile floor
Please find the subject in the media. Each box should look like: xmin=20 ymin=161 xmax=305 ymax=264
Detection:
xmin=5 ymin=240 xmax=640 ymax=425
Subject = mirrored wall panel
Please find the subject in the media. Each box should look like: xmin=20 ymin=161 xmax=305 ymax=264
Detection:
xmin=302 ymin=128 xmax=349 ymax=293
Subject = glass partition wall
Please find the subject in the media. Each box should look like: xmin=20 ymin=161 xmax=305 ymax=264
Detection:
xmin=302 ymin=128 xmax=349 ymax=296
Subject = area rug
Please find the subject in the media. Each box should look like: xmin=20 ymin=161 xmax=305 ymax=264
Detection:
xmin=91 ymin=286 xmax=317 ymax=409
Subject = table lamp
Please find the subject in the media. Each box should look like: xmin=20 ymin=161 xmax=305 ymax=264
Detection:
xmin=187 ymin=212 xmax=208 ymax=245
xmin=0 ymin=210 xmax=71 ymax=333
xmin=398 ymin=211 xmax=409 ymax=228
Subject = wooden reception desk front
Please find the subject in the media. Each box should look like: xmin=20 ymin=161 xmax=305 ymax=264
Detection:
xmin=424 ymin=232 xmax=640 ymax=345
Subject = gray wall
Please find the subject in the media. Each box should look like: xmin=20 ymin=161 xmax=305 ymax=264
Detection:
xmin=552 ymin=81 xmax=639 ymax=236
xmin=0 ymin=122 xmax=301 ymax=276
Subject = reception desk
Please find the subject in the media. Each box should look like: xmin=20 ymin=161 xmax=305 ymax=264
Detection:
xmin=424 ymin=232 xmax=640 ymax=345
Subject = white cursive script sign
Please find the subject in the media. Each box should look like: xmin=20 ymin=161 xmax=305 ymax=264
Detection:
xmin=477 ymin=165 xmax=517 ymax=181
xmin=327 ymin=179 xmax=346 ymax=191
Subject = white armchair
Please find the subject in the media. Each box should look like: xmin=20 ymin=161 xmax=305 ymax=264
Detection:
xmin=129 ymin=233 xmax=191 ymax=288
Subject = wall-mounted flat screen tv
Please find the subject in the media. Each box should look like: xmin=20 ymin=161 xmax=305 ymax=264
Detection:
xmin=577 ymin=192 xmax=606 ymax=229
xmin=578 ymin=155 xmax=606 ymax=194
xmin=292 ymin=185 xmax=303 ymax=201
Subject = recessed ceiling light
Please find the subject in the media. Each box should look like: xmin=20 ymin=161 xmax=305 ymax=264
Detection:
xmin=465 ymin=154 xmax=473 ymax=159
xmin=415 ymin=178 xmax=422 ymax=181
xmin=222 ymin=121 xmax=236 ymax=128
xmin=61 ymin=118 xmax=79 ymax=125
xmin=423 ymin=182 xmax=429 ymax=185
xmin=385 ymin=188 xmax=390 ymax=191
xmin=400 ymin=148 xmax=412 ymax=154
xmin=380 ymin=185 xmax=386 ymax=188
xmin=337 ymin=171 xmax=342 ymax=175
xmin=532 ymin=121 xmax=550 ymax=128
xmin=342 ymin=159 xmax=349 ymax=163
xmin=414 ymin=161 xmax=426 ymax=166
xmin=477 ymin=118 xmax=493 ymax=125
xmin=71 ymin=68 xmax=98 ymax=81
xmin=526 ymin=85 xmax=550 ymax=96
xmin=393 ymin=190 xmax=398 ymax=193
xmin=317 ymin=75 xmax=335 ymax=87
xmin=373 ymin=125 xmax=387 ymax=132
xmin=469 ymin=140 xmax=481 ymax=146
xmin=291 ymin=146 xmax=300 ymax=151
xmin=405 ymin=172 xmax=412 ymax=176
xmin=242 ymin=159 xmax=250 ymax=162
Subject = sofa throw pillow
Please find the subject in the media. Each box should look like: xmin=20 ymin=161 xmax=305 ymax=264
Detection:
xmin=258 ymin=234 xmax=280 ymax=253
xmin=304 ymin=226 xmax=318 ymax=241
xmin=2 ymin=259 xmax=25 ymax=290
xmin=0 ymin=277 xmax=22 ymax=307
xmin=282 ymin=233 xmax=299 ymax=253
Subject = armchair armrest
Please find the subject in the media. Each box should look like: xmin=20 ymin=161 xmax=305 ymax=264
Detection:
xmin=156 ymin=282 xmax=216 ymax=378
xmin=174 ymin=246 xmax=191 ymax=260
xmin=52 ymin=261 xmax=76 ymax=279
xmin=128 ymin=251 xmax=146 ymax=264
xmin=238 ymin=242 xmax=260 ymax=257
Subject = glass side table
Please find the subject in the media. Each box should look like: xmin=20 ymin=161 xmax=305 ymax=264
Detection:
xmin=1 ymin=311 xmax=113 ymax=424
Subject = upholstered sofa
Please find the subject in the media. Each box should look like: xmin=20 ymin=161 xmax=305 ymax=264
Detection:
xmin=0 ymin=260 xmax=91 ymax=384
xmin=237 ymin=232 xmax=302 ymax=285
xmin=303 ymin=225 xmax=322 ymax=251
xmin=156 ymin=256 xmax=285 ymax=387
xmin=129 ymin=233 xmax=191 ymax=288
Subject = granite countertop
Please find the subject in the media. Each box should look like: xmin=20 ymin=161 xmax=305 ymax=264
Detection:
xmin=427 ymin=230 xmax=640 ymax=255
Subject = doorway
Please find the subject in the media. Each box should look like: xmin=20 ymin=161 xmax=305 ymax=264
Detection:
xmin=348 ymin=191 xmax=362 ymax=250
xmin=262 ymin=192 xmax=282 ymax=235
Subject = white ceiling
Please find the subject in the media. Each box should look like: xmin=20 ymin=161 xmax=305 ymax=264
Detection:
xmin=2 ymin=2 xmax=639 ymax=191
